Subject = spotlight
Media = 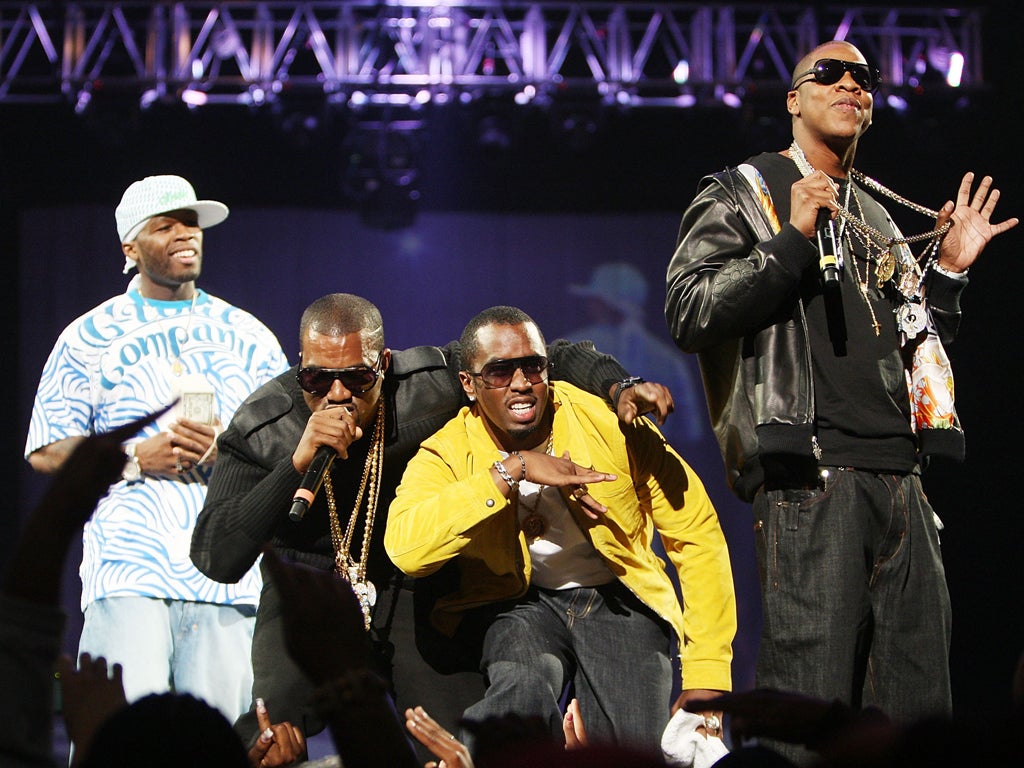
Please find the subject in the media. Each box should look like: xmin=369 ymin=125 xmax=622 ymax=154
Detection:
xmin=886 ymin=93 xmax=908 ymax=112
xmin=181 ymin=89 xmax=208 ymax=107
xmin=945 ymin=52 xmax=964 ymax=87
xmin=672 ymin=60 xmax=690 ymax=85
xmin=74 ymin=88 xmax=91 ymax=114
xmin=140 ymin=89 xmax=159 ymax=110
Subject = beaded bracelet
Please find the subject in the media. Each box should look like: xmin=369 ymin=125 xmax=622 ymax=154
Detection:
xmin=493 ymin=460 xmax=519 ymax=491
xmin=510 ymin=451 xmax=528 ymax=482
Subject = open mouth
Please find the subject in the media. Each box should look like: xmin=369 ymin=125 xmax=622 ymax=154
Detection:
xmin=508 ymin=400 xmax=537 ymax=423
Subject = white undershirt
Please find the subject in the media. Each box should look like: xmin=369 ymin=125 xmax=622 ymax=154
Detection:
xmin=515 ymin=477 xmax=615 ymax=590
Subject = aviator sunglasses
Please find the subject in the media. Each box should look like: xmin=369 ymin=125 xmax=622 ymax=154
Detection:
xmin=791 ymin=58 xmax=882 ymax=93
xmin=296 ymin=359 xmax=382 ymax=397
xmin=467 ymin=355 xmax=550 ymax=389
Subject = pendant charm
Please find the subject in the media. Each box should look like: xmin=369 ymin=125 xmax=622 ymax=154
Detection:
xmin=522 ymin=513 xmax=547 ymax=538
xmin=896 ymin=301 xmax=927 ymax=339
xmin=171 ymin=359 xmax=184 ymax=376
xmin=875 ymin=250 xmax=896 ymax=288
xmin=898 ymin=269 xmax=920 ymax=300
xmin=343 ymin=565 xmax=376 ymax=630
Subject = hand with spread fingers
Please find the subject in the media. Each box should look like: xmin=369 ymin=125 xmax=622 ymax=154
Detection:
xmin=58 ymin=652 xmax=128 ymax=765
xmin=935 ymin=172 xmax=1018 ymax=273
xmin=503 ymin=449 xmax=616 ymax=520
xmin=405 ymin=706 xmax=474 ymax=768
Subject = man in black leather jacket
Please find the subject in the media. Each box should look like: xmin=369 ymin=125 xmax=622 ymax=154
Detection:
xmin=191 ymin=292 xmax=674 ymax=755
xmin=665 ymin=39 xmax=1016 ymax=763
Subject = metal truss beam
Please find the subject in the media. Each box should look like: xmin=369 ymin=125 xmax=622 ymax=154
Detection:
xmin=0 ymin=2 xmax=985 ymax=107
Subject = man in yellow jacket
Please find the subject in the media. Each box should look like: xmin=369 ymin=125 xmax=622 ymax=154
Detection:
xmin=386 ymin=305 xmax=736 ymax=754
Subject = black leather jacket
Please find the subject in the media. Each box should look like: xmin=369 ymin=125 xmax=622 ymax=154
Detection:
xmin=665 ymin=162 xmax=965 ymax=501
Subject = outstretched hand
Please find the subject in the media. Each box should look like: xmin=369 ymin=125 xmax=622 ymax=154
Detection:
xmin=4 ymin=405 xmax=173 ymax=605
xmin=57 ymin=653 xmax=127 ymax=766
xmin=405 ymin=706 xmax=474 ymax=768
xmin=518 ymin=450 xmax=617 ymax=520
xmin=45 ymin=405 xmax=173 ymax=526
xmin=935 ymin=172 xmax=1018 ymax=273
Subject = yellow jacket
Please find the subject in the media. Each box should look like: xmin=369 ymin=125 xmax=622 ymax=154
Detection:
xmin=385 ymin=382 xmax=735 ymax=691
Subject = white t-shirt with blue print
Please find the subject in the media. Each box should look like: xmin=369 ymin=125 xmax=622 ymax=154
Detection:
xmin=25 ymin=280 xmax=289 ymax=610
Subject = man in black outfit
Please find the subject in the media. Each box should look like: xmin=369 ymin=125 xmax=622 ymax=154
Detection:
xmin=665 ymin=39 xmax=1016 ymax=764
xmin=191 ymin=292 xmax=673 ymax=752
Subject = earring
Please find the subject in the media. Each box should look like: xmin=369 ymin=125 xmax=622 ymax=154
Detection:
xmin=468 ymin=395 xmax=476 ymax=402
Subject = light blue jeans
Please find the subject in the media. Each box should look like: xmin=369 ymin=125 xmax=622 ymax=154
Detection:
xmin=79 ymin=597 xmax=256 ymax=723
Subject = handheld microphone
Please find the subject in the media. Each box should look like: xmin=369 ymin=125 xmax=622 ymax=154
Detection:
xmin=289 ymin=445 xmax=336 ymax=522
xmin=816 ymin=208 xmax=840 ymax=287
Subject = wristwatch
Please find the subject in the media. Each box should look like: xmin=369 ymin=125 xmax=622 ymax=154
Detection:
xmin=611 ymin=376 xmax=645 ymax=409
xmin=122 ymin=443 xmax=142 ymax=484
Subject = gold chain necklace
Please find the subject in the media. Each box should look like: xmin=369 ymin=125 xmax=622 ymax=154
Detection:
xmin=847 ymin=187 xmax=883 ymax=336
xmin=788 ymin=141 xmax=951 ymax=251
xmin=323 ymin=400 xmax=385 ymax=630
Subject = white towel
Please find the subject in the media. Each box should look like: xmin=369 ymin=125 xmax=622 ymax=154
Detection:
xmin=661 ymin=710 xmax=730 ymax=768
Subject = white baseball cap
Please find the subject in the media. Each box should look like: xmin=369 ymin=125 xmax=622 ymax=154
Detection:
xmin=115 ymin=175 xmax=229 ymax=243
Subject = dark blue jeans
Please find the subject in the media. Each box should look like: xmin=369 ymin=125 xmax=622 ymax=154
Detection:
xmin=461 ymin=581 xmax=671 ymax=753
xmin=754 ymin=468 xmax=952 ymax=742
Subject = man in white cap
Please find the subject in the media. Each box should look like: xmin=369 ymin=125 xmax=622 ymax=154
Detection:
xmin=24 ymin=175 xmax=288 ymax=725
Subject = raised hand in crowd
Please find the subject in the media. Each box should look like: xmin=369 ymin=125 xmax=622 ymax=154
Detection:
xmin=261 ymin=548 xmax=419 ymax=768
xmin=4 ymin=405 xmax=171 ymax=606
xmin=405 ymin=705 xmax=474 ymax=768
xmin=57 ymin=653 xmax=128 ymax=766
xmin=246 ymin=697 xmax=306 ymax=768
xmin=561 ymin=697 xmax=588 ymax=750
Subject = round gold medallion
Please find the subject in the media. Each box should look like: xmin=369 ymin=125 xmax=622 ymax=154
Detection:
xmin=875 ymin=250 xmax=896 ymax=287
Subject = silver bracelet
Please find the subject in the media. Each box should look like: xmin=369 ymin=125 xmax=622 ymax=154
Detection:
xmin=932 ymin=262 xmax=968 ymax=280
xmin=510 ymin=451 xmax=528 ymax=482
xmin=493 ymin=460 xmax=518 ymax=491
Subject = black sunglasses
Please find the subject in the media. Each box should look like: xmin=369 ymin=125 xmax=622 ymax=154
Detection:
xmin=467 ymin=355 xmax=550 ymax=389
xmin=296 ymin=359 xmax=382 ymax=397
xmin=791 ymin=58 xmax=881 ymax=93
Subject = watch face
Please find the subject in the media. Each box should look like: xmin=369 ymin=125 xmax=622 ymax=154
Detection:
xmin=123 ymin=457 xmax=141 ymax=482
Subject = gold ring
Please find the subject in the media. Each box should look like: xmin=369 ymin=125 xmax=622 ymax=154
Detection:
xmin=569 ymin=484 xmax=588 ymax=501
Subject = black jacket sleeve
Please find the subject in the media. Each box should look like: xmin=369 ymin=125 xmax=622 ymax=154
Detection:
xmin=665 ymin=171 xmax=817 ymax=352
xmin=191 ymin=376 xmax=307 ymax=583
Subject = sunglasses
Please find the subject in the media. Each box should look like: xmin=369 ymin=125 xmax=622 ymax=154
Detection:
xmin=296 ymin=359 xmax=382 ymax=397
xmin=791 ymin=58 xmax=882 ymax=93
xmin=467 ymin=355 xmax=550 ymax=389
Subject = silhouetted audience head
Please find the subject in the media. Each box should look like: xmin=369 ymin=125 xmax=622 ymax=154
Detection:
xmin=80 ymin=692 xmax=248 ymax=768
